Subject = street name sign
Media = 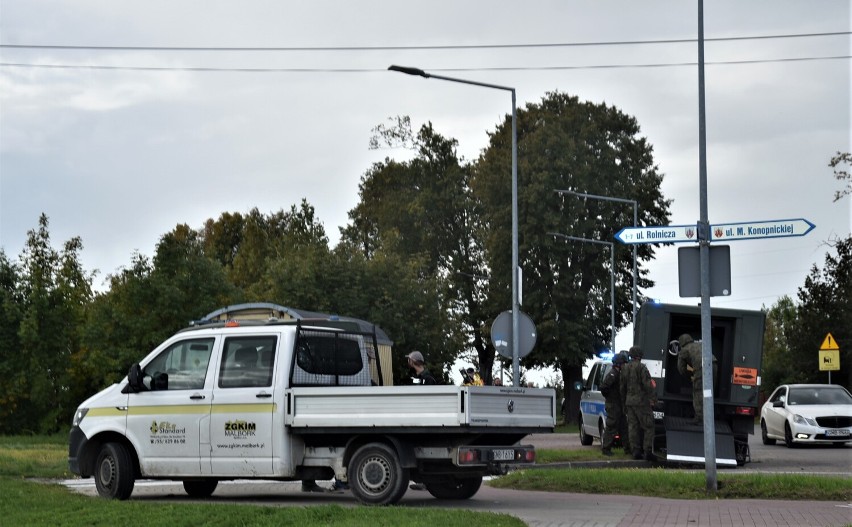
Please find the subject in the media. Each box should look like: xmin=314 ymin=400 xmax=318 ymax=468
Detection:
xmin=615 ymin=218 xmax=815 ymax=245
xmin=614 ymin=224 xmax=698 ymax=244
xmin=709 ymin=218 xmax=815 ymax=242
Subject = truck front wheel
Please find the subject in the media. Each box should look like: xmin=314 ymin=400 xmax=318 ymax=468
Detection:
xmin=348 ymin=442 xmax=409 ymax=505
xmin=94 ymin=442 xmax=135 ymax=500
xmin=425 ymin=476 xmax=482 ymax=500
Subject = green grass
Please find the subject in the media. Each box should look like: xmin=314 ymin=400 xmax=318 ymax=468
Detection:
xmin=0 ymin=434 xmax=70 ymax=478
xmin=491 ymin=468 xmax=852 ymax=501
xmin=0 ymin=478 xmax=525 ymax=527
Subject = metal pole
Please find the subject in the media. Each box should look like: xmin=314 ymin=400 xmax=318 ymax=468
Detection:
xmin=554 ymin=189 xmax=638 ymax=325
xmin=511 ymin=91 xmax=520 ymax=386
xmin=389 ymin=65 xmax=521 ymax=385
xmin=548 ymin=232 xmax=616 ymax=349
xmin=697 ymin=0 xmax=718 ymax=493
xmin=610 ymin=244 xmax=616 ymax=350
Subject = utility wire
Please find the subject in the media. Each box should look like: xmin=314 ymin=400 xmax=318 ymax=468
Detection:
xmin=0 ymin=31 xmax=848 ymax=52
xmin=1 ymin=55 xmax=848 ymax=73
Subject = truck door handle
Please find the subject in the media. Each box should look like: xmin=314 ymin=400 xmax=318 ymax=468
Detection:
xmin=256 ymin=393 xmax=272 ymax=399
xmin=189 ymin=394 xmax=206 ymax=400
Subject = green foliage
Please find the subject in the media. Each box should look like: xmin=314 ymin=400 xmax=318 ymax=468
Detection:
xmin=472 ymin=92 xmax=671 ymax=413
xmin=0 ymin=215 xmax=94 ymax=433
xmin=761 ymin=236 xmax=852 ymax=392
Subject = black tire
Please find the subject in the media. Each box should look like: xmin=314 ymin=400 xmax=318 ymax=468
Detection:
xmin=579 ymin=415 xmax=593 ymax=446
xmin=784 ymin=422 xmax=797 ymax=448
xmin=183 ymin=479 xmax=218 ymax=497
xmin=94 ymin=442 xmax=135 ymax=500
xmin=348 ymin=442 xmax=409 ymax=505
xmin=761 ymin=420 xmax=776 ymax=445
xmin=425 ymin=476 xmax=483 ymax=500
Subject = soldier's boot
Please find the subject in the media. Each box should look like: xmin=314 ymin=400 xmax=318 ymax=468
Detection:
xmin=644 ymin=450 xmax=656 ymax=462
xmin=601 ymin=448 xmax=613 ymax=456
xmin=632 ymin=449 xmax=644 ymax=460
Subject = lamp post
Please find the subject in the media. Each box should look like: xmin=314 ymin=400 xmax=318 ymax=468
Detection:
xmin=554 ymin=189 xmax=638 ymax=325
xmin=548 ymin=232 xmax=615 ymax=350
xmin=389 ymin=65 xmax=521 ymax=386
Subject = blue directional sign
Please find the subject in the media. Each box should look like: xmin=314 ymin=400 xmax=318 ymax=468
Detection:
xmin=614 ymin=224 xmax=698 ymax=244
xmin=709 ymin=218 xmax=815 ymax=242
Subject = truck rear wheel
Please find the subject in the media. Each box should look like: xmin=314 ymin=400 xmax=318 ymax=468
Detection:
xmin=579 ymin=415 xmax=593 ymax=445
xmin=425 ymin=476 xmax=482 ymax=500
xmin=183 ymin=479 xmax=218 ymax=497
xmin=94 ymin=442 xmax=135 ymax=500
xmin=348 ymin=442 xmax=409 ymax=505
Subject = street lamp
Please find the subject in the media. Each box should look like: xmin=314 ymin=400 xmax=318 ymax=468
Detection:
xmin=554 ymin=189 xmax=638 ymax=324
xmin=389 ymin=65 xmax=522 ymax=386
xmin=548 ymin=232 xmax=615 ymax=350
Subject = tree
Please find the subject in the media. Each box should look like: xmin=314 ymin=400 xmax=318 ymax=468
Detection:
xmin=472 ymin=92 xmax=671 ymax=421
xmin=760 ymin=296 xmax=800 ymax=392
xmin=790 ymin=235 xmax=852 ymax=388
xmin=4 ymin=214 xmax=94 ymax=433
xmin=829 ymin=151 xmax=851 ymax=202
xmin=342 ymin=120 xmax=484 ymax=380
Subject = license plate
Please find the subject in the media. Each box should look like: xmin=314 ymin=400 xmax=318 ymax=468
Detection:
xmin=492 ymin=449 xmax=514 ymax=461
xmin=653 ymin=411 xmax=665 ymax=420
xmin=826 ymin=429 xmax=850 ymax=437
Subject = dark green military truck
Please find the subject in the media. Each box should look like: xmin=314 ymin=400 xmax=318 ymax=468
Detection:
xmin=634 ymin=302 xmax=765 ymax=466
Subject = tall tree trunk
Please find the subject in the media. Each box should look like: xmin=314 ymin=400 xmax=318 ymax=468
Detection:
xmin=560 ymin=363 xmax=584 ymax=425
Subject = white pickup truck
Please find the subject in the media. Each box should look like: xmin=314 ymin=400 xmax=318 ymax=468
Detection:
xmin=69 ymin=319 xmax=555 ymax=505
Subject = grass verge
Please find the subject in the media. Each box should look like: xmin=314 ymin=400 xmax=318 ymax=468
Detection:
xmin=491 ymin=468 xmax=852 ymax=501
xmin=0 ymin=434 xmax=69 ymax=478
xmin=0 ymin=478 xmax=525 ymax=527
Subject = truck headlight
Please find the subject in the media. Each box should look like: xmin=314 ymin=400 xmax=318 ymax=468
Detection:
xmin=72 ymin=408 xmax=89 ymax=427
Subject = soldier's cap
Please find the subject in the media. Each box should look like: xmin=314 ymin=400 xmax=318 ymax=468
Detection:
xmin=406 ymin=351 xmax=424 ymax=363
xmin=628 ymin=346 xmax=643 ymax=359
xmin=613 ymin=351 xmax=629 ymax=365
xmin=678 ymin=333 xmax=694 ymax=347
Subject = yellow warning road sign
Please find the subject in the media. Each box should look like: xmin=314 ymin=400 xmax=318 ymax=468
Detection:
xmin=820 ymin=350 xmax=840 ymax=371
xmin=820 ymin=333 xmax=840 ymax=350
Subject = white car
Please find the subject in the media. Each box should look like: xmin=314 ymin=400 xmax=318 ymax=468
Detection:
xmin=760 ymin=384 xmax=852 ymax=447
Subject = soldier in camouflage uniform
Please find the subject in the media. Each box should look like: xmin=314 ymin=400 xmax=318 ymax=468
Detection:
xmin=675 ymin=333 xmax=717 ymax=424
xmin=620 ymin=346 xmax=656 ymax=461
xmin=600 ymin=351 xmax=629 ymax=456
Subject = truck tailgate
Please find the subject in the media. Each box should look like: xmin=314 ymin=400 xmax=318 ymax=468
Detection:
xmin=285 ymin=385 xmax=555 ymax=429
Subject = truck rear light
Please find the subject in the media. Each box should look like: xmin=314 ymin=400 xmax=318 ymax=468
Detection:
xmin=458 ymin=448 xmax=480 ymax=464
xmin=735 ymin=407 xmax=755 ymax=416
xmin=522 ymin=449 xmax=535 ymax=462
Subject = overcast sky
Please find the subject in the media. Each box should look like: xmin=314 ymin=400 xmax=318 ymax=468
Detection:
xmin=1 ymin=1 xmax=850 ymax=357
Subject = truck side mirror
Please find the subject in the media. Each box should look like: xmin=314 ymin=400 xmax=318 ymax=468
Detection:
xmin=127 ymin=363 xmax=144 ymax=392
xmin=573 ymin=381 xmax=585 ymax=392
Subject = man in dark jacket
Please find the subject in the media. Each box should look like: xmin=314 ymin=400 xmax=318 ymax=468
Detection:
xmin=601 ymin=351 xmax=629 ymax=456
xmin=406 ymin=351 xmax=438 ymax=385
xmin=620 ymin=346 xmax=656 ymax=461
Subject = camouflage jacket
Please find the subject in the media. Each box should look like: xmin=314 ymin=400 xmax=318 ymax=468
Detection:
xmin=620 ymin=360 xmax=656 ymax=407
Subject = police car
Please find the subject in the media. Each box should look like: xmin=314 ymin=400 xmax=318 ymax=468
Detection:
xmin=575 ymin=358 xmax=625 ymax=447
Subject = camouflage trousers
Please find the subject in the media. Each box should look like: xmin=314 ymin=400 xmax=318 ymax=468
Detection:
xmin=602 ymin=403 xmax=628 ymax=451
xmin=692 ymin=377 xmax=704 ymax=420
xmin=625 ymin=404 xmax=654 ymax=454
